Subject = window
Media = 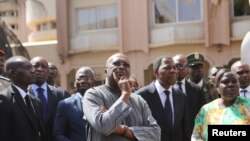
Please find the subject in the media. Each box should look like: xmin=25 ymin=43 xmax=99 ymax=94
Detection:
xmin=154 ymin=0 xmax=201 ymax=24
xmin=38 ymin=23 xmax=48 ymax=31
xmin=77 ymin=4 xmax=118 ymax=31
xmin=233 ymin=0 xmax=250 ymax=17
xmin=51 ymin=22 xmax=56 ymax=29
xmin=10 ymin=24 xmax=18 ymax=30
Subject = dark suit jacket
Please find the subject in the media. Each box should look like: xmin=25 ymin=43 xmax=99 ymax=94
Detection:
xmin=177 ymin=80 xmax=206 ymax=136
xmin=137 ymin=82 xmax=190 ymax=141
xmin=201 ymin=80 xmax=212 ymax=103
xmin=53 ymin=93 xmax=87 ymax=141
xmin=28 ymin=84 xmax=66 ymax=141
xmin=0 ymin=85 xmax=45 ymax=141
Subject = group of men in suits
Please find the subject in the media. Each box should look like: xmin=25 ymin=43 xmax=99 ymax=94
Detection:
xmin=0 ymin=55 xmax=72 ymax=141
xmin=0 ymin=51 xmax=218 ymax=141
xmin=0 ymin=56 xmax=44 ymax=141
xmin=136 ymin=52 xmax=212 ymax=141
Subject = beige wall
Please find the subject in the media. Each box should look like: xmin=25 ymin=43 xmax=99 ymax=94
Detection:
xmin=17 ymin=0 xmax=246 ymax=90
xmin=26 ymin=0 xmax=56 ymax=25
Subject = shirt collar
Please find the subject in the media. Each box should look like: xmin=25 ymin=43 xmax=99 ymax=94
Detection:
xmin=197 ymin=79 xmax=203 ymax=87
xmin=32 ymin=83 xmax=47 ymax=91
xmin=240 ymin=85 xmax=250 ymax=92
xmin=155 ymin=80 xmax=172 ymax=94
xmin=76 ymin=92 xmax=84 ymax=100
xmin=12 ymin=84 xmax=28 ymax=99
xmin=177 ymin=79 xmax=186 ymax=85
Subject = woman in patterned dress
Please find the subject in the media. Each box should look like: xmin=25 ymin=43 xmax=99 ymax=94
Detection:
xmin=191 ymin=68 xmax=250 ymax=141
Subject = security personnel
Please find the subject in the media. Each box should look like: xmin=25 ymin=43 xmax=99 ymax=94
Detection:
xmin=0 ymin=49 xmax=10 ymax=91
xmin=187 ymin=52 xmax=216 ymax=103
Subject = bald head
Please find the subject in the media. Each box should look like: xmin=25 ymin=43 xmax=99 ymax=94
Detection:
xmin=75 ymin=66 xmax=96 ymax=95
xmin=173 ymin=54 xmax=187 ymax=63
xmin=231 ymin=61 xmax=249 ymax=72
xmin=4 ymin=56 xmax=33 ymax=89
xmin=105 ymin=53 xmax=130 ymax=89
xmin=30 ymin=56 xmax=48 ymax=65
xmin=4 ymin=56 xmax=30 ymax=73
xmin=231 ymin=60 xmax=250 ymax=89
xmin=75 ymin=67 xmax=96 ymax=80
xmin=106 ymin=53 xmax=129 ymax=67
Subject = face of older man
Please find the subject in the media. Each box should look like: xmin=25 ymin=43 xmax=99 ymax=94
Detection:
xmin=232 ymin=64 xmax=250 ymax=89
xmin=155 ymin=57 xmax=177 ymax=88
xmin=75 ymin=68 xmax=95 ymax=95
xmin=6 ymin=56 xmax=34 ymax=87
xmin=105 ymin=53 xmax=130 ymax=85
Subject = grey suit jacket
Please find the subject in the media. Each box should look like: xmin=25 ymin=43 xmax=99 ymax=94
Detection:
xmin=137 ymin=82 xmax=190 ymax=141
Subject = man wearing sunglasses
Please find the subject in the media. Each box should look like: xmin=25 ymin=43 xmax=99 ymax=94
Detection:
xmin=231 ymin=60 xmax=250 ymax=98
xmin=173 ymin=54 xmax=206 ymax=138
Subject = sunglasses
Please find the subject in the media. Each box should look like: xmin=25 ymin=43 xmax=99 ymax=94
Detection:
xmin=175 ymin=63 xmax=188 ymax=69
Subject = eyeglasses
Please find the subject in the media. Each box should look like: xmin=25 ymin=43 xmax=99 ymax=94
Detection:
xmin=175 ymin=63 xmax=187 ymax=69
xmin=237 ymin=70 xmax=250 ymax=75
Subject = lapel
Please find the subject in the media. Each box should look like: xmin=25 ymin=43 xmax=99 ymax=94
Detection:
xmin=148 ymin=82 xmax=169 ymax=125
xmin=47 ymin=85 xmax=56 ymax=115
xmin=172 ymin=87 xmax=182 ymax=126
xmin=75 ymin=94 xmax=83 ymax=118
xmin=184 ymin=80 xmax=191 ymax=105
xmin=28 ymin=85 xmax=35 ymax=96
xmin=11 ymin=85 xmax=37 ymax=129
xmin=149 ymin=82 xmax=165 ymax=110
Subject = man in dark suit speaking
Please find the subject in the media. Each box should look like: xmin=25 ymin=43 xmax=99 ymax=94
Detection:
xmin=0 ymin=56 xmax=44 ymax=141
xmin=53 ymin=66 xmax=96 ymax=141
xmin=137 ymin=56 xmax=190 ymax=141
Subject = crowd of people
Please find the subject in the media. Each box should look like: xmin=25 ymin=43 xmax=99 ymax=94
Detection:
xmin=0 ymin=49 xmax=250 ymax=141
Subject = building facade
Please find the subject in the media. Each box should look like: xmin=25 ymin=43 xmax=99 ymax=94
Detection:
xmin=1 ymin=0 xmax=250 ymax=91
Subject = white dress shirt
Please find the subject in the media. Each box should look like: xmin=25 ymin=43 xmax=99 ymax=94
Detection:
xmin=154 ymin=80 xmax=174 ymax=125
xmin=239 ymin=85 xmax=250 ymax=98
xmin=31 ymin=83 xmax=48 ymax=101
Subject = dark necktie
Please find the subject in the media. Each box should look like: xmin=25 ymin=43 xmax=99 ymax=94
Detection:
xmin=164 ymin=90 xmax=173 ymax=128
xmin=37 ymin=87 xmax=48 ymax=122
xmin=177 ymin=81 xmax=183 ymax=92
xmin=241 ymin=89 xmax=248 ymax=97
xmin=25 ymin=95 xmax=35 ymax=117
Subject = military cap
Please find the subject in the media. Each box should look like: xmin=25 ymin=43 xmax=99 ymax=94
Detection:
xmin=186 ymin=52 xmax=204 ymax=67
xmin=0 ymin=50 xmax=5 ymax=57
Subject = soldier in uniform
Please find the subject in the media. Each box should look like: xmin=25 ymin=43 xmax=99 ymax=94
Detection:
xmin=187 ymin=52 xmax=217 ymax=103
xmin=0 ymin=49 xmax=10 ymax=91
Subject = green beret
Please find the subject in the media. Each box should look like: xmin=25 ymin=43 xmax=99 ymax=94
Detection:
xmin=186 ymin=52 xmax=204 ymax=67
